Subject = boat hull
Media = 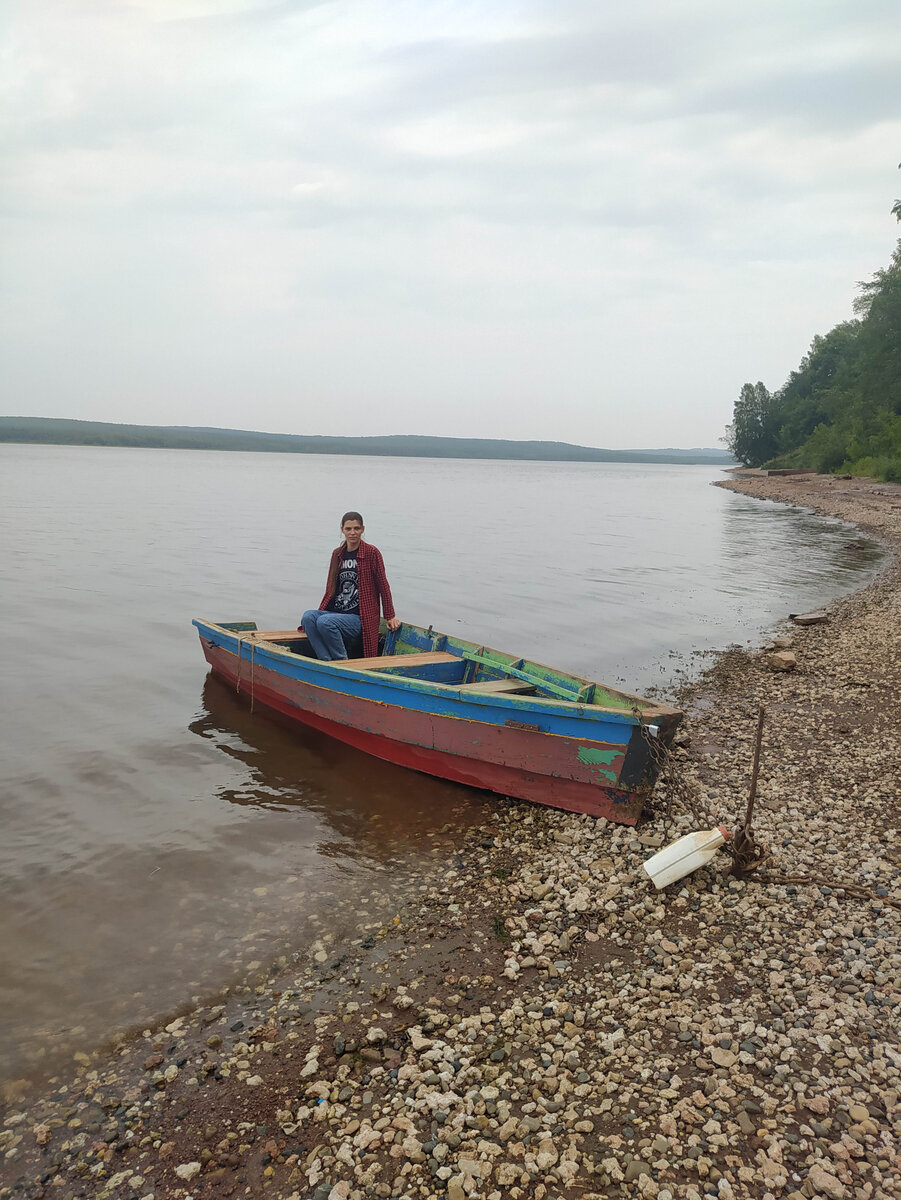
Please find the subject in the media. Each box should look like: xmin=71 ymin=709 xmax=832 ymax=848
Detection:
xmin=195 ymin=628 xmax=672 ymax=824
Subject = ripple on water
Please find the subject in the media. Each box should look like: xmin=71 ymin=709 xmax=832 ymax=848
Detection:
xmin=0 ymin=446 xmax=884 ymax=1082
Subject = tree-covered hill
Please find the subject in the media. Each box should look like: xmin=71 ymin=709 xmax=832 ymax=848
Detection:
xmin=725 ymin=236 xmax=901 ymax=481
xmin=0 ymin=418 xmax=733 ymax=465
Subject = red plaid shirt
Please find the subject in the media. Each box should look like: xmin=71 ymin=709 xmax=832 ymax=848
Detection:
xmin=319 ymin=540 xmax=396 ymax=658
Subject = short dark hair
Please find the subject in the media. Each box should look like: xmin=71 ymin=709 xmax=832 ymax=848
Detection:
xmin=341 ymin=511 xmax=364 ymax=526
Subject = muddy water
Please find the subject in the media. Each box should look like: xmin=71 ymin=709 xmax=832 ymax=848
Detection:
xmin=0 ymin=445 xmax=882 ymax=1081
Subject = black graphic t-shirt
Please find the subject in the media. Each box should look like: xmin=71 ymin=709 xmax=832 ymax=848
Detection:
xmin=327 ymin=547 xmax=360 ymax=615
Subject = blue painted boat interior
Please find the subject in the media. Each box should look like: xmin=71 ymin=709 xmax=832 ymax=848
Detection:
xmin=193 ymin=618 xmax=673 ymax=722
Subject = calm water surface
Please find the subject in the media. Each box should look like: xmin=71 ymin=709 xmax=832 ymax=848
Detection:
xmin=0 ymin=445 xmax=883 ymax=1080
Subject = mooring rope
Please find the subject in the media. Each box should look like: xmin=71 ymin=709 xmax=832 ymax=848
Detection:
xmin=233 ymin=634 xmax=257 ymax=713
xmin=633 ymin=704 xmax=899 ymax=909
xmin=754 ymin=874 xmax=901 ymax=911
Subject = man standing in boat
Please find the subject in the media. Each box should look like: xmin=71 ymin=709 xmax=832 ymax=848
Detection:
xmin=300 ymin=512 xmax=401 ymax=660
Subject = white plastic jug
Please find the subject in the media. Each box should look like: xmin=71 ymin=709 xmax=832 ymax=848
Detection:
xmin=642 ymin=826 xmax=730 ymax=890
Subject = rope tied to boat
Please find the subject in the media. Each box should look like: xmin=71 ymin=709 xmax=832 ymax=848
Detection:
xmin=633 ymin=703 xmax=900 ymax=910
xmin=751 ymin=873 xmax=901 ymax=912
xmin=633 ymin=706 xmax=720 ymax=839
xmin=234 ymin=635 xmax=257 ymax=713
xmin=634 ymin=703 xmax=772 ymax=875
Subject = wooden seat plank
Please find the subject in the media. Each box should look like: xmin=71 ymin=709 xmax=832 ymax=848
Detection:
xmin=249 ymin=630 xmax=308 ymax=642
xmin=330 ymin=651 xmax=457 ymax=670
xmin=458 ymin=679 xmax=536 ymax=694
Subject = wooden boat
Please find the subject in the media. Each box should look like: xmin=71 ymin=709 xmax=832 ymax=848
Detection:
xmin=192 ymin=619 xmax=682 ymax=825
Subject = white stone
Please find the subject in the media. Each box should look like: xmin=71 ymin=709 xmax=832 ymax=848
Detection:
xmin=766 ymin=650 xmax=797 ymax=671
xmin=807 ymin=1164 xmax=845 ymax=1199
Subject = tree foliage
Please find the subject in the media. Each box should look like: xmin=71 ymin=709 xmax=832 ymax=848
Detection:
xmin=725 ymin=238 xmax=901 ymax=482
xmin=725 ymin=382 xmax=780 ymax=467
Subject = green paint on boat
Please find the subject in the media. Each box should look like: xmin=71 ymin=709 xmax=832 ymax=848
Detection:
xmin=577 ymin=747 xmax=619 ymax=766
xmin=577 ymin=746 xmax=619 ymax=783
xmin=590 ymin=688 xmax=633 ymax=711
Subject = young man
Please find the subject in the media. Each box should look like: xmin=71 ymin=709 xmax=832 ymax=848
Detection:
xmin=300 ymin=512 xmax=401 ymax=660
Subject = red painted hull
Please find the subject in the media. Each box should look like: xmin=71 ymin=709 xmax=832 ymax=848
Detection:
xmin=201 ymin=640 xmax=647 ymax=823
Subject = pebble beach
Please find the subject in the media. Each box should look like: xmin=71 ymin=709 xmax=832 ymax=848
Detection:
xmin=2 ymin=472 xmax=900 ymax=1200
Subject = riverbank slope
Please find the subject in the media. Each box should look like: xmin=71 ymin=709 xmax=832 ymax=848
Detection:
xmin=2 ymin=473 xmax=900 ymax=1200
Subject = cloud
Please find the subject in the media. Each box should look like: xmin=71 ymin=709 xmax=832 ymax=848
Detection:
xmin=0 ymin=0 xmax=899 ymax=445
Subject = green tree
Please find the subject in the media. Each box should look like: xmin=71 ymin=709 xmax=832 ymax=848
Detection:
xmin=775 ymin=322 xmax=861 ymax=450
xmin=725 ymin=382 xmax=780 ymax=466
xmin=723 ymin=231 xmax=901 ymax=481
xmin=854 ymin=241 xmax=901 ymax=416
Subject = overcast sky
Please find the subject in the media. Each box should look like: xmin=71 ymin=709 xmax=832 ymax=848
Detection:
xmin=1 ymin=0 xmax=899 ymax=449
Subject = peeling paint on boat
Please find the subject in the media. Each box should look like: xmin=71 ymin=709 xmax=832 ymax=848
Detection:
xmin=192 ymin=618 xmax=682 ymax=824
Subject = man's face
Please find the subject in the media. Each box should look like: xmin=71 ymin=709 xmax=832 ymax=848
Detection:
xmin=342 ymin=519 xmax=364 ymax=550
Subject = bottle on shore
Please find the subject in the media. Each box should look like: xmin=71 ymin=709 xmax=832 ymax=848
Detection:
xmin=642 ymin=826 xmax=730 ymax=890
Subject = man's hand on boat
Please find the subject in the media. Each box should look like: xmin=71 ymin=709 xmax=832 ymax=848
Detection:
xmin=386 ymin=617 xmax=402 ymax=632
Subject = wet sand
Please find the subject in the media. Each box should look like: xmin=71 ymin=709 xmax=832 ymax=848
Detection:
xmin=2 ymin=472 xmax=900 ymax=1200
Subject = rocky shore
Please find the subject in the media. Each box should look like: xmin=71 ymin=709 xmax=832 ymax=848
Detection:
xmin=2 ymin=473 xmax=900 ymax=1200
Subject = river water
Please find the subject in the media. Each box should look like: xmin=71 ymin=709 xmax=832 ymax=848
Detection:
xmin=0 ymin=445 xmax=883 ymax=1081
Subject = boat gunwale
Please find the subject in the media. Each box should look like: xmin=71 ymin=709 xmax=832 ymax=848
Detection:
xmin=192 ymin=618 xmax=681 ymax=723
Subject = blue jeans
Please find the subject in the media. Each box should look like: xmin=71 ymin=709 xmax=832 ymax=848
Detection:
xmin=301 ymin=609 xmax=362 ymax=660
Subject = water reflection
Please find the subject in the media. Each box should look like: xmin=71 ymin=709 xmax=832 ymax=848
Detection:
xmin=0 ymin=445 xmax=886 ymax=1087
xmin=189 ymin=673 xmax=486 ymax=861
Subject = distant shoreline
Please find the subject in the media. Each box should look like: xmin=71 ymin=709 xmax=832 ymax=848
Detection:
xmin=0 ymin=416 xmax=734 ymax=466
